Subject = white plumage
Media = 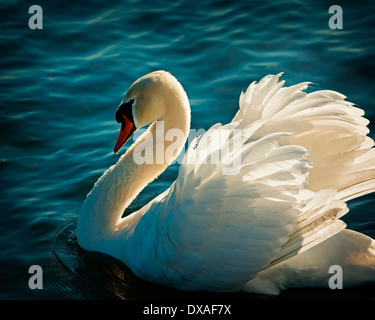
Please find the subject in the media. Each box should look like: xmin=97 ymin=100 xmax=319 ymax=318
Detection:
xmin=77 ymin=71 xmax=375 ymax=294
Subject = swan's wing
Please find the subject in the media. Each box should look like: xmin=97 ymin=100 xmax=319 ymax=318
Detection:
xmin=156 ymin=74 xmax=374 ymax=291
xmin=231 ymin=73 xmax=375 ymax=264
xmin=156 ymin=123 xmax=314 ymax=291
xmin=234 ymin=73 xmax=375 ymax=198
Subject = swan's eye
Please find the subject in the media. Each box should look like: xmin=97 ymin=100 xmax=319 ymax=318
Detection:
xmin=115 ymin=99 xmax=134 ymax=123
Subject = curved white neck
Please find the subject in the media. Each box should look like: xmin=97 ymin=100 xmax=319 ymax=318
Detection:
xmin=77 ymin=94 xmax=190 ymax=252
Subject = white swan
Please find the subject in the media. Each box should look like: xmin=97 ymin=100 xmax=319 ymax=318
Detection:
xmin=77 ymin=71 xmax=375 ymax=294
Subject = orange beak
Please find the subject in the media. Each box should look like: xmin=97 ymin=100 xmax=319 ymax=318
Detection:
xmin=114 ymin=114 xmax=136 ymax=154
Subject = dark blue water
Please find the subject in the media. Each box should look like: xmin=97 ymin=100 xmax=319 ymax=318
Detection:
xmin=1 ymin=0 xmax=374 ymax=300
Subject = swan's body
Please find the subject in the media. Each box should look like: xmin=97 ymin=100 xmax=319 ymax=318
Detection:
xmin=77 ymin=71 xmax=375 ymax=294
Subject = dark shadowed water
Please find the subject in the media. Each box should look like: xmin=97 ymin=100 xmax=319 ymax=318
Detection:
xmin=0 ymin=0 xmax=375 ymax=300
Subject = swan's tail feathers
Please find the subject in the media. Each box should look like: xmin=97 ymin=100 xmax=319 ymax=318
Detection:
xmin=269 ymin=190 xmax=348 ymax=267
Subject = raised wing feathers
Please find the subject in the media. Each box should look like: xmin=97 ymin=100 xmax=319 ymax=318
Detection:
xmin=156 ymin=74 xmax=374 ymax=291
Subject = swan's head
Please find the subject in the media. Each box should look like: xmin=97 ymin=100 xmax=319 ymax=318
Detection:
xmin=114 ymin=70 xmax=189 ymax=154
